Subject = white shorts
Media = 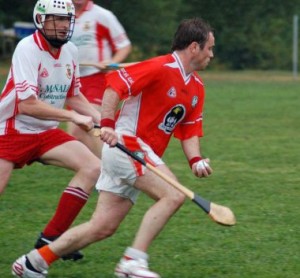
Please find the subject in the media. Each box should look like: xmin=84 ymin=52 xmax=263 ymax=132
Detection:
xmin=96 ymin=134 xmax=164 ymax=203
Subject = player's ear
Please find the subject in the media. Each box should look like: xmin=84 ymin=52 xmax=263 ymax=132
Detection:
xmin=190 ymin=41 xmax=199 ymax=54
xmin=35 ymin=14 xmax=42 ymax=24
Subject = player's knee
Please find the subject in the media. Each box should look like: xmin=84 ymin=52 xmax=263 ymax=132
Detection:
xmin=167 ymin=190 xmax=186 ymax=210
xmin=176 ymin=191 xmax=186 ymax=207
xmin=90 ymin=224 xmax=117 ymax=241
xmin=82 ymin=161 xmax=101 ymax=181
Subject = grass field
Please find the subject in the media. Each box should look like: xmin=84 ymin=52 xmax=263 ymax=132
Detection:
xmin=0 ymin=67 xmax=299 ymax=277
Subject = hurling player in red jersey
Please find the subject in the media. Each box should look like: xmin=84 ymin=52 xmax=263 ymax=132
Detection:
xmin=13 ymin=17 xmax=214 ymax=278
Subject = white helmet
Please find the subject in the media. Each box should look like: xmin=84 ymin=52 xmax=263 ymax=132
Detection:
xmin=33 ymin=0 xmax=75 ymax=48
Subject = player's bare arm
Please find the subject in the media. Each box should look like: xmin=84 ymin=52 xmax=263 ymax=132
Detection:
xmin=98 ymin=87 xmax=120 ymax=146
xmin=110 ymin=45 xmax=132 ymax=64
xmin=95 ymin=45 xmax=132 ymax=70
xmin=18 ymin=96 xmax=94 ymax=130
xmin=66 ymin=92 xmax=101 ymax=123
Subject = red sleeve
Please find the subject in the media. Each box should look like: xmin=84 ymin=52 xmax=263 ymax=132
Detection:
xmin=105 ymin=59 xmax=163 ymax=100
xmin=173 ymin=115 xmax=204 ymax=140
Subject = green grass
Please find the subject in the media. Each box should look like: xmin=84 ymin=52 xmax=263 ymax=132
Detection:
xmin=0 ymin=69 xmax=300 ymax=277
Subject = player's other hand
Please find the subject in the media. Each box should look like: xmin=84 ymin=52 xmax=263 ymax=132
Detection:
xmin=99 ymin=127 xmax=118 ymax=147
xmin=192 ymin=158 xmax=213 ymax=178
xmin=98 ymin=60 xmax=113 ymax=72
xmin=73 ymin=113 xmax=94 ymax=131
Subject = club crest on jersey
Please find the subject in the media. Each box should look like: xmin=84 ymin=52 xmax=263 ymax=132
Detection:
xmin=167 ymin=87 xmax=176 ymax=98
xmin=191 ymin=96 xmax=198 ymax=108
xmin=83 ymin=21 xmax=90 ymax=31
xmin=159 ymin=104 xmax=186 ymax=134
xmin=40 ymin=68 xmax=49 ymax=78
xmin=66 ymin=64 xmax=72 ymax=79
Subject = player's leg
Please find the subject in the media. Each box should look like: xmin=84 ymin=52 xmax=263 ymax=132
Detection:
xmin=40 ymin=139 xmax=101 ymax=194
xmin=12 ymin=191 xmax=132 ymax=276
xmin=34 ymin=133 xmax=101 ymax=260
xmin=45 ymin=191 xmax=132 ymax=256
xmin=0 ymin=158 xmax=14 ymax=195
xmin=67 ymin=114 xmax=103 ymax=158
xmin=132 ymin=163 xmax=185 ymax=250
xmin=115 ymin=164 xmax=185 ymax=278
xmin=0 ymin=133 xmax=37 ymax=195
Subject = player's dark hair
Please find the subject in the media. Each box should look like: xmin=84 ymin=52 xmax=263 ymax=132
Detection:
xmin=171 ymin=18 xmax=213 ymax=51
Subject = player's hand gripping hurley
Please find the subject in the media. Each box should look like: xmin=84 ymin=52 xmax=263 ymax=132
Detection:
xmin=94 ymin=125 xmax=236 ymax=226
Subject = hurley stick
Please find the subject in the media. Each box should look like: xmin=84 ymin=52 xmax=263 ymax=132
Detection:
xmin=80 ymin=62 xmax=138 ymax=71
xmin=116 ymin=142 xmax=236 ymax=226
xmin=93 ymin=125 xmax=236 ymax=226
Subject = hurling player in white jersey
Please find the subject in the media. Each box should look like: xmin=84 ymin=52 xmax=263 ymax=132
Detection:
xmin=0 ymin=0 xmax=102 ymax=267
xmin=67 ymin=0 xmax=132 ymax=157
xmin=13 ymin=18 xmax=215 ymax=278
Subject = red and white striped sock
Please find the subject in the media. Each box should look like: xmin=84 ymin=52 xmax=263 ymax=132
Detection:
xmin=42 ymin=186 xmax=89 ymax=237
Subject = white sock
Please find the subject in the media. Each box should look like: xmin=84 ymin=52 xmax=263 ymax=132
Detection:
xmin=27 ymin=249 xmax=49 ymax=272
xmin=124 ymin=247 xmax=148 ymax=261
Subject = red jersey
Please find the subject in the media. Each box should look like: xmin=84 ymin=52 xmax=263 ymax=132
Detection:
xmin=106 ymin=52 xmax=205 ymax=157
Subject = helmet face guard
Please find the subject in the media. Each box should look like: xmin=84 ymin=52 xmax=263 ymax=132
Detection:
xmin=33 ymin=0 xmax=75 ymax=48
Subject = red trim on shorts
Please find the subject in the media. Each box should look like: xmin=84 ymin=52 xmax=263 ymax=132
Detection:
xmin=0 ymin=129 xmax=76 ymax=168
xmin=122 ymin=135 xmax=144 ymax=176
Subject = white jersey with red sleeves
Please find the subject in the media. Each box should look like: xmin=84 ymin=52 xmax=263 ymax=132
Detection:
xmin=0 ymin=31 xmax=80 ymax=135
xmin=71 ymin=1 xmax=131 ymax=77
xmin=106 ymin=52 xmax=205 ymax=157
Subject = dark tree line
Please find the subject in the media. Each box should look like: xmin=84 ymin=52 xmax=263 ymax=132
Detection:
xmin=1 ymin=0 xmax=299 ymax=70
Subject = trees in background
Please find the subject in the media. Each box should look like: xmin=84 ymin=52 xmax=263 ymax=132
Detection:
xmin=1 ymin=0 xmax=299 ymax=70
xmin=0 ymin=0 xmax=33 ymax=26
xmin=177 ymin=0 xmax=299 ymax=70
